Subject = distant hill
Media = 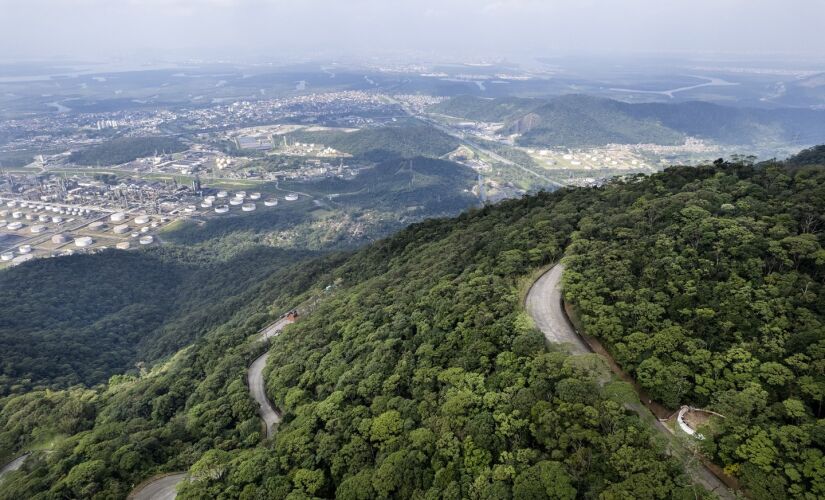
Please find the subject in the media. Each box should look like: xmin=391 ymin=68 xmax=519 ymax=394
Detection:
xmin=429 ymin=94 xmax=540 ymax=122
xmin=786 ymin=144 xmax=825 ymax=166
xmin=509 ymin=95 xmax=686 ymax=147
xmin=69 ymin=136 xmax=186 ymax=165
xmin=432 ymin=94 xmax=825 ymax=147
xmin=287 ymin=124 xmax=459 ymax=162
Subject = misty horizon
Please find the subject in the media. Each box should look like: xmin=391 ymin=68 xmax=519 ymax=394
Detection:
xmin=2 ymin=0 xmax=825 ymax=63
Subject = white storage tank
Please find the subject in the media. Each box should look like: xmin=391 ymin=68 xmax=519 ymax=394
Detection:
xmin=110 ymin=212 xmax=126 ymax=222
xmin=52 ymin=234 xmax=69 ymax=244
xmin=1 ymin=252 xmax=13 ymax=261
xmin=135 ymin=215 xmax=150 ymax=225
xmin=89 ymin=221 xmax=106 ymax=230
xmin=249 ymin=192 xmax=261 ymax=200
xmin=52 ymin=216 xmax=63 ymax=223
xmin=30 ymin=225 xmax=47 ymax=234
xmin=38 ymin=214 xmax=50 ymax=222
xmin=113 ymin=224 xmax=130 ymax=234
xmin=229 ymin=198 xmax=243 ymax=206
xmin=116 ymin=241 xmax=131 ymax=250
xmin=18 ymin=244 xmax=32 ymax=254
xmin=7 ymin=222 xmax=23 ymax=230
xmin=74 ymin=236 xmax=93 ymax=248
xmin=264 ymin=199 xmax=278 ymax=207
xmin=12 ymin=211 xmax=22 ymax=219
xmin=241 ymin=203 xmax=256 ymax=212
xmin=235 ymin=191 xmax=247 ymax=199
xmin=139 ymin=235 xmax=154 ymax=245
xmin=214 ymin=205 xmax=229 ymax=214
xmin=284 ymin=194 xmax=299 ymax=201
xmin=217 ymin=190 xmax=228 ymax=198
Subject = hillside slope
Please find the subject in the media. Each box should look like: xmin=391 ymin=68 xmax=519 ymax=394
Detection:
xmin=433 ymin=94 xmax=825 ymax=147
xmin=1 ymin=156 xmax=823 ymax=499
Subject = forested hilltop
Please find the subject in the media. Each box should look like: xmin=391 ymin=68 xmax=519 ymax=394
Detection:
xmin=1 ymin=151 xmax=823 ymax=499
xmin=563 ymin=154 xmax=825 ymax=497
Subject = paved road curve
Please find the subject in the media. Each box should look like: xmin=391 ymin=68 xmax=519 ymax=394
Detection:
xmin=129 ymin=473 xmax=187 ymax=500
xmin=129 ymin=316 xmax=292 ymax=499
xmin=526 ymin=264 xmax=734 ymax=499
xmin=525 ymin=264 xmax=590 ymax=354
xmin=248 ymin=316 xmax=291 ymax=438
xmin=0 ymin=453 xmax=29 ymax=483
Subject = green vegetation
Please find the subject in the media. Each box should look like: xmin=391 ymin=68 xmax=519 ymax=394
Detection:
xmin=2 ymin=150 xmax=823 ymax=498
xmin=433 ymin=94 xmax=825 ymax=148
xmin=69 ymin=136 xmax=187 ymax=165
xmin=0 ymin=182 xmax=700 ymax=499
xmin=429 ymin=95 xmax=540 ymax=122
xmin=563 ymin=160 xmax=825 ymax=497
xmin=510 ymin=95 xmax=685 ymax=147
xmin=0 ymin=247 xmax=310 ymax=395
xmin=286 ymin=124 xmax=459 ymax=162
xmin=164 ymin=157 xmax=477 ymax=252
xmin=787 ymin=144 xmax=825 ymax=166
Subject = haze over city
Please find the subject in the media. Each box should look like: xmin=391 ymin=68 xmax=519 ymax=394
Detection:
xmin=2 ymin=0 xmax=825 ymax=61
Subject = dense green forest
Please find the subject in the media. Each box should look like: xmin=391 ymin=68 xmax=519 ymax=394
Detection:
xmin=1 ymin=180 xmax=699 ymax=498
xmin=1 ymin=153 xmax=823 ymax=498
xmin=562 ymin=160 xmax=825 ymax=497
xmin=69 ymin=136 xmax=187 ymax=165
xmin=432 ymin=94 xmax=825 ymax=147
xmin=285 ymin=125 xmax=459 ymax=162
xmin=0 ymin=246 xmax=311 ymax=395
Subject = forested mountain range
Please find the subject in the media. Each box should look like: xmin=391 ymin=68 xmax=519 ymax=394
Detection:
xmin=431 ymin=94 xmax=825 ymax=147
xmin=1 ymin=149 xmax=823 ymax=498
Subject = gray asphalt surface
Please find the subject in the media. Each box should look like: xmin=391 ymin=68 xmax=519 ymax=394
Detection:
xmin=525 ymin=264 xmax=735 ymax=499
xmin=248 ymin=316 xmax=289 ymax=438
xmin=0 ymin=453 xmax=29 ymax=482
xmin=525 ymin=264 xmax=590 ymax=354
xmin=129 ymin=473 xmax=187 ymax=500
xmin=129 ymin=317 xmax=291 ymax=498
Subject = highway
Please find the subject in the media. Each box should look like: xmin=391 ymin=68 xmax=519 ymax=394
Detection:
xmin=525 ymin=264 xmax=734 ymax=499
xmin=128 ymin=316 xmax=291 ymax=499
xmin=386 ymin=97 xmax=567 ymax=189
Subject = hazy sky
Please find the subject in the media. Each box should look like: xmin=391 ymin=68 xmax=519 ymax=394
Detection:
xmin=2 ymin=0 xmax=824 ymax=61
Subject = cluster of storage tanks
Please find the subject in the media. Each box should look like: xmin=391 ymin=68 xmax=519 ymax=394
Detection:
xmin=205 ymin=191 xmax=298 ymax=215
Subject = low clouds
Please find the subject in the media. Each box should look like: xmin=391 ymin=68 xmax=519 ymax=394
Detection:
xmin=0 ymin=0 xmax=823 ymax=60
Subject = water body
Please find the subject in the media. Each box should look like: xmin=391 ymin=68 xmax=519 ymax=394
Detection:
xmin=610 ymin=76 xmax=739 ymax=98
xmin=295 ymin=80 xmax=307 ymax=91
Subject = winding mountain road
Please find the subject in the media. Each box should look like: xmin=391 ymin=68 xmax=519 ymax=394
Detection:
xmin=129 ymin=473 xmax=187 ymax=500
xmin=526 ymin=264 xmax=735 ymax=499
xmin=128 ymin=316 xmax=292 ymax=499
xmin=525 ymin=265 xmax=590 ymax=354
xmin=0 ymin=453 xmax=29 ymax=483
xmin=248 ymin=317 xmax=291 ymax=438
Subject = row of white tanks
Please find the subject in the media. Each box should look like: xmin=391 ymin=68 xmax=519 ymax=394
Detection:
xmin=4 ymin=200 xmax=91 ymax=217
xmin=206 ymin=191 xmax=299 ymax=214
